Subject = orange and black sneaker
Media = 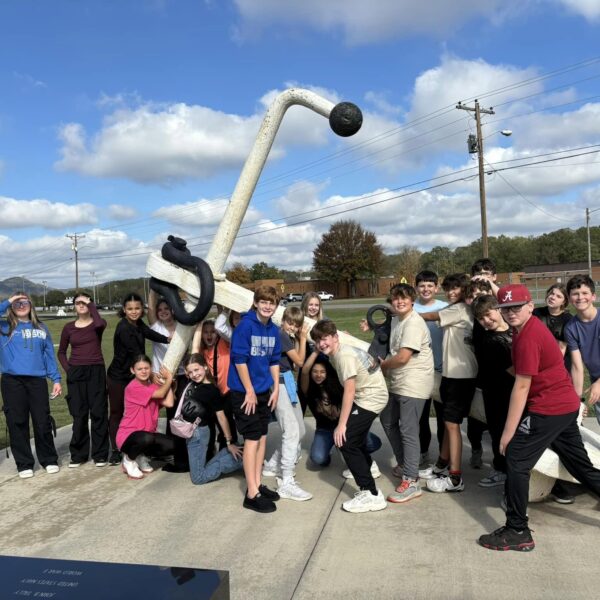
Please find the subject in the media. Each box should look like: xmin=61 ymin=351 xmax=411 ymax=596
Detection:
xmin=478 ymin=526 xmax=535 ymax=552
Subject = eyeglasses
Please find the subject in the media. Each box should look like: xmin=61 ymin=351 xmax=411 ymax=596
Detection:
xmin=500 ymin=304 xmax=526 ymax=314
xmin=12 ymin=300 xmax=31 ymax=309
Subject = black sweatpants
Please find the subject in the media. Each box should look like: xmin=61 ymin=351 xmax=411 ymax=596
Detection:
xmin=339 ymin=403 xmax=378 ymax=493
xmin=1 ymin=374 xmax=58 ymax=471
xmin=66 ymin=364 xmax=109 ymax=463
xmin=120 ymin=430 xmax=176 ymax=461
xmin=419 ymin=398 xmax=445 ymax=454
xmin=107 ymin=377 xmax=128 ymax=451
xmin=482 ymin=388 xmax=510 ymax=473
xmin=505 ymin=410 xmax=600 ymax=530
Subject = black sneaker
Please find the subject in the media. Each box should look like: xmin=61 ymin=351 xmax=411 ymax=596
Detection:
xmin=243 ymin=493 xmax=276 ymax=513
xmin=550 ymin=481 xmax=575 ymax=504
xmin=162 ymin=463 xmax=190 ymax=473
xmin=259 ymin=484 xmax=280 ymax=501
xmin=109 ymin=450 xmax=122 ymax=466
xmin=478 ymin=526 xmax=535 ymax=552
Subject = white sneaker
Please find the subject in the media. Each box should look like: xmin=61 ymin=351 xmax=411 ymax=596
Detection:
xmin=276 ymin=477 xmax=313 ymax=501
xmin=68 ymin=462 xmax=82 ymax=468
xmin=94 ymin=461 xmax=108 ymax=467
xmin=342 ymin=489 xmax=387 ymax=513
xmin=479 ymin=470 xmax=507 ymax=488
xmin=426 ymin=475 xmax=464 ymax=493
xmin=19 ymin=469 xmax=34 ymax=479
xmin=136 ymin=454 xmax=154 ymax=473
xmin=45 ymin=465 xmax=60 ymax=474
xmin=342 ymin=460 xmax=381 ymax=480
xmin=121 ymin=455 xmax=144 ymax=479
xmin=419 ymin=463 xmax=449 ymax=480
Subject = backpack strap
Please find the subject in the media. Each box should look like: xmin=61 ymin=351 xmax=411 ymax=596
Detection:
xmin=212 ymin=336 xmax=220 ymax=384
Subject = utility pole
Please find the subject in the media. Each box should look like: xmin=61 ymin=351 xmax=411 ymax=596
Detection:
xmin=457 ymin=100 xmax=495 ymax=258
xmin=42 ymin=280 xmax=47 ymax=310
xmin=90 ymin=271 xmax=97 ymax=303
xmin=585 ymin=207 xmax=600 ymax=280
xmin=66 ymin=233 xmax=85 ymax=290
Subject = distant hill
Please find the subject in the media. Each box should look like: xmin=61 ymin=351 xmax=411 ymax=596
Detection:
xmin=0 ymin=277 xmax=48 ymax=298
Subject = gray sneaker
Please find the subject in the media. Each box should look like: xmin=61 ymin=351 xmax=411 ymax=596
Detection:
xmin=479 ymin=470 xmax=507 ymax=488
xmin=387 ymin=479 xmax=422 ymax=504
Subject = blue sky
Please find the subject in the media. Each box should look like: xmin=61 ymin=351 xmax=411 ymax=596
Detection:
xmin=1 ymin=0 xmax=600 ymax=289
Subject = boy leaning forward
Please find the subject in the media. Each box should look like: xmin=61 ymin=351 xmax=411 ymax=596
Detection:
xmin=311 ymin=320 xmax=389 ymax=513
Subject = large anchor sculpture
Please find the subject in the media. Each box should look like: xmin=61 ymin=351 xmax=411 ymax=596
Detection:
xmin=146 ymin=87 xmax=599 ymax=502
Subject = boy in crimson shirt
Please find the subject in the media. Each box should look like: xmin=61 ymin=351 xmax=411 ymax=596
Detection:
xmin=478 ymin=284 xmax=600 ymax=552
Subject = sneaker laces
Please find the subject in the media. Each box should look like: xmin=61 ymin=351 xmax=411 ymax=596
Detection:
xmin=396 ymin=479 xmax=411 ymax=493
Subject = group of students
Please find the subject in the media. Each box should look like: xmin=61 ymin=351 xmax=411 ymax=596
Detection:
xmin=1 ymin=260 xmax=600 ymax=552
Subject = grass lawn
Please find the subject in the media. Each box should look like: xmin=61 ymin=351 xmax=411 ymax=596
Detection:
xmin=0 ymin=301 xmax=595 ymax=449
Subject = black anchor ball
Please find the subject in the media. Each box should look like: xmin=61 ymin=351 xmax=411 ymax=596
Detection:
xmin=329 ymin=102 xmax=363 ymax=137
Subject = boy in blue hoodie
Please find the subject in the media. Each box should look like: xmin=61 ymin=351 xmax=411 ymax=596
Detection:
xmin=228 ymin=285 xmax=282 ymax=513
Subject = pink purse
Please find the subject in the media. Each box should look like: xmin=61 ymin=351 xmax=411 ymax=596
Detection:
xmin=169 ymin=382 xmax=200 ymax=439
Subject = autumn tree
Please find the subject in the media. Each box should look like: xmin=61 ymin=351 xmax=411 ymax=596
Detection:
xmin=226 ymin=262 xmax=252 ymax=284
xmin=312 ymin=220 xmax=384 ymax=297
xmin=384 ymin=245 xmax=423 ymax=284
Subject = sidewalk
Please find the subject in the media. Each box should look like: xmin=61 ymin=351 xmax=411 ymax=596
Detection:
xmin=0 ymin=418 xmax=598 ymax=600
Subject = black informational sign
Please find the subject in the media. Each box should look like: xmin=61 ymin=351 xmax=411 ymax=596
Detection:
xmin=1 ymin=555 xmax=229 ymax=599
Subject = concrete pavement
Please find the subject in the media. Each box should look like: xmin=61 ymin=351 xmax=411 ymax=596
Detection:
xmin=0 ymin=418 xmax=598 ymax=600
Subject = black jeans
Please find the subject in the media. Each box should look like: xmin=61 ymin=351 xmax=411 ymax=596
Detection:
xmin=120 ymin=431 xmax=176 ymax=460
xmin=1 ymin=374 xmax=58 ymax=471
xmin=66 ymin=364 xmax=109 ymax=463
xmin=505 ymin=410 xmax=600 ymax=530
xmin=339 ymin=403 xmax=378 ymax=493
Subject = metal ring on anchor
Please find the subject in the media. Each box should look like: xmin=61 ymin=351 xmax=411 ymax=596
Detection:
xmin=149 ymin=235 xmax=215 ymax=326
xmin=366 ymin=304 xmax=393 ymax=360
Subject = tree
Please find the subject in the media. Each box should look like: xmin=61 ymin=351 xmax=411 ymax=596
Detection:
xmin=250 ymin=262 xmax=281 ymax=281
xmin=384 ymin=246 xmax=422 ymax=284
xmin=46 ymin=290 xmax=66 ymax=306
xmin=226 ymin=262 xmax=252 ymax=285
xmin=312 ymin=220 xmax=384 ymax=297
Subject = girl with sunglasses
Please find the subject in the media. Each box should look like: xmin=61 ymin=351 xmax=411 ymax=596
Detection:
xmin=1 ymin=294 xmax=62 ymax=478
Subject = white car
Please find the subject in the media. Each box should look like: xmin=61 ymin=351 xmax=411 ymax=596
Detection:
xmin=317 ymin=291 xmax=334 ymax=301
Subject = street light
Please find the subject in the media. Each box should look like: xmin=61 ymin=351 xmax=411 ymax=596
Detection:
xmin=42 ymin=280 xmax=47 ymax=310
xmin=586 ymin=207 xmax=600 ymax=279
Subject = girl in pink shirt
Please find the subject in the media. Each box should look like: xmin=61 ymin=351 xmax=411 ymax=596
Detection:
xmin=117 ymin=355 xmax=174 ymax=479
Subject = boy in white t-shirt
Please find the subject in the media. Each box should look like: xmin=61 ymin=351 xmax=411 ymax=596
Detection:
xmin=419 ymin=273 xmax=478 ymax=492
xmin=311 ymin=319 xmax=389 ymax=513
xmin=380 ymin=284 xmax=434 ymax=504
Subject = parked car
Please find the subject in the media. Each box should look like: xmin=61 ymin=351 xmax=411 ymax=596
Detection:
xmin=316 ymin=291 xmax=334 ymax=301
xmin=284 ymin=292 xmax=304 ymax=302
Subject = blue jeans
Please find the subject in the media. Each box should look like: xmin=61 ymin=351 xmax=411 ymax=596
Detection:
xmin=186 ymin=425 xmax=242 ymax=485
xmin=309 ymin=428 xmax=382 ymax=467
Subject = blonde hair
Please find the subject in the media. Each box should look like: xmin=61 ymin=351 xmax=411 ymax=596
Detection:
xmin=301 ymin=292 xmax=323 ymax=320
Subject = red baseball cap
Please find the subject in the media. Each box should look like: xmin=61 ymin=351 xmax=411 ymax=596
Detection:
xmin=497 ymin=284 xmax=532 ymax=307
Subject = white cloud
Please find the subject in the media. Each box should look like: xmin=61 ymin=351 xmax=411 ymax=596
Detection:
xmin=13 ymin=71 xmax=47 ymax=89
xmin=55 ymin=88 xmax=340 ymax=184
xmin=558 ymin=0 xmax=600 ymax=21
xmin=0 ymin=196 xmax=97 ymax=229
xmin=233 ymin=0 xmax=511 ymax=44
xmin=108 ymin=204 xmax=138 ymax=220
